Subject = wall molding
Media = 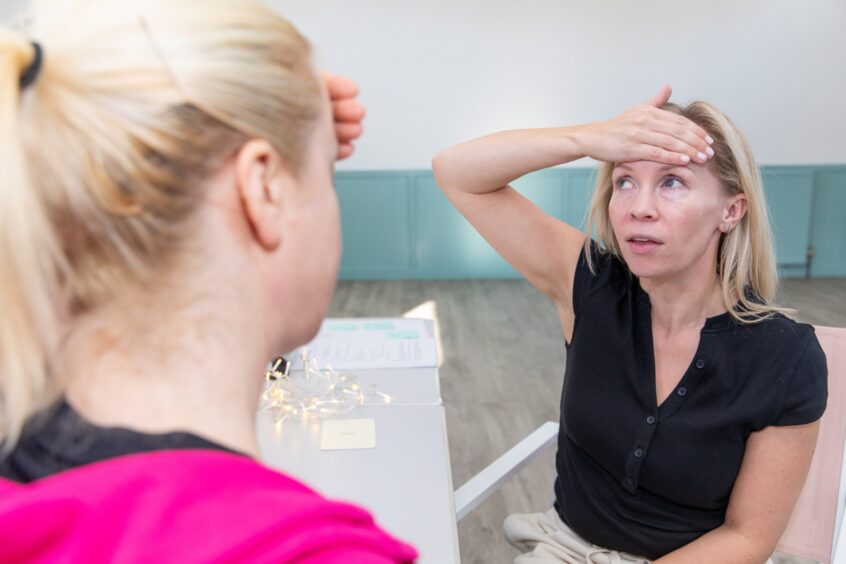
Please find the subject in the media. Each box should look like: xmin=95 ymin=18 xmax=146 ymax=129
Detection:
xmin=335 ymin=166 xmax=846 ymax=280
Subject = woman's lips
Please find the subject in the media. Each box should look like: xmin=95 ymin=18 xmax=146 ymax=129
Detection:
xmin=626 ymin=237 xmax=663 ymax=254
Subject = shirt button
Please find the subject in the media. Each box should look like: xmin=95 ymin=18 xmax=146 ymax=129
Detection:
xmin=677 ymin=386 xmax=687 ymax=397
xmin=646 ymin=415 xmax=656 ymax=425
xmin=634 ymin=447 xmax=644 ymax=458
xmin=695 ymin=358 xmax=705 ymax=369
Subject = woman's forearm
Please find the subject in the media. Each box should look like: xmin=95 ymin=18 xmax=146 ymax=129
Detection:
xmin=432 ymin=87 xmax=713 ymax=197
xmin=654 ymin=525 xmax=772 ymax=564
xmin=431 ymin=125 xmax=590 ymax=195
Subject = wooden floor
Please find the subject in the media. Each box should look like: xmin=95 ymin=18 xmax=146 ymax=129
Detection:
xmin=328 ymin=277 xmax=846 ymax=564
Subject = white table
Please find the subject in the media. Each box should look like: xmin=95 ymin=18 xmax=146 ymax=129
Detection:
xmin=340 ymin=366 xmax=443 ymax=406
xmin=257 ymin=321 xmax=460 ymax=563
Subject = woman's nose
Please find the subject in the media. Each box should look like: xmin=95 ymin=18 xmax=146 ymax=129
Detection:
xmin=629 ymin=186 xmax=657 ymax=220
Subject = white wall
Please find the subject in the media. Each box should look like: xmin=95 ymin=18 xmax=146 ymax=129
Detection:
xmin=0 ymin=1 xmax=26 ymax=24
xmin=5 ymin=1 xmax=845 ymax=169
xmin=271 ymin=0 xmax=846 ymax=169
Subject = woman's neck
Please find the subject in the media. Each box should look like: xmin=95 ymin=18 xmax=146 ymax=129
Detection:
xmin=640 ymin=262 xmax=725 ymax=336
xmin=62 ymin=291 xmax=269 ymax=458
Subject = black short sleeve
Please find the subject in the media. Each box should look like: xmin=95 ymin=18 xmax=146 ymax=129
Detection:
xmin=772 ymin=332 xmax=828 ymax=426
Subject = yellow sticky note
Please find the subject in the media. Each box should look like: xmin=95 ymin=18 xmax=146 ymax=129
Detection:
xmin=320 ymin=418 xmax=376 ymax=450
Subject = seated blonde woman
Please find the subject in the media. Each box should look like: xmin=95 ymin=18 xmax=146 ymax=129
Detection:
xmin=0 ymin=1 xmax=415 ymax=561
xmin=433 ymin=86 xmax=826 ymax=563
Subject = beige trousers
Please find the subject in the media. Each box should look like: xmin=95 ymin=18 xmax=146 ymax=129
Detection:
xmin=504 ymin=508 xmax=651 ymax=564
xmin=504 ymin=509 xmax=777 ymax=564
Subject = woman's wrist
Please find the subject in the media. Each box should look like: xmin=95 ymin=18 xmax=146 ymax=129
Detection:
xmin=561 ymin=123 xmax=596 ymax=162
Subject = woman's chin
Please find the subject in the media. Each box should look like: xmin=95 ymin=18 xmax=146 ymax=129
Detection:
xmin=620 ymin=254 xmax=668 ymax=280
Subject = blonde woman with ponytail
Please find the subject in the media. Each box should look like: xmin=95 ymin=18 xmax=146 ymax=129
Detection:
xmin=0 ymin=1 xmax=416 ymax=561
xmin=433 ymin=86 xmax=826 ymax=563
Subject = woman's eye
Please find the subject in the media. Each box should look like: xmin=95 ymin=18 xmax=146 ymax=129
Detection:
xmin=661 ymin=176 xmax=684 ymax=189
xmin=615 ymin=177 xmax=634 ymax=190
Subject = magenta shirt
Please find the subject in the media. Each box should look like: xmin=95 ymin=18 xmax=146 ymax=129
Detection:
xmin=0 ymin=449 xmax=418 ymax=563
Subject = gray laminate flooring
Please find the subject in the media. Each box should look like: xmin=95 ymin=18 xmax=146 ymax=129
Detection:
xmin=327 ymin=277 xmax=846 ymax=564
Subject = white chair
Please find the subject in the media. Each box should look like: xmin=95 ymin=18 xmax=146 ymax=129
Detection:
xmin=455 ymin=325 xmax=846 ymax=564
xmin=776 ymin=326 xmax=846 ymax=564
xmin=454 ymin=421 xmax=559 ymax=522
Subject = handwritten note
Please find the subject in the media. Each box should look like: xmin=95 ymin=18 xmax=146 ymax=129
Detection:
xmin=320 ymin=418 xmax=376 ymax=450
xmin=286 ymin=318 xmax=438 ymax=369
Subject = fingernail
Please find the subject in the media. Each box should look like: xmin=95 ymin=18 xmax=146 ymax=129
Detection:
xmin=706 ymin=135 xmax=714 ymax=145
xmin=680 ymin=154 xmax=690 ymax=163
xmin=706 ymin=146 xmax=715 ymax=157
xmin=697 ymin=152 xmax=707 ymax=162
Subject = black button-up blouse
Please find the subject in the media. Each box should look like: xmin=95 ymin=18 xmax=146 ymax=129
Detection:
xmin=554 ymin=243 xmax=827 ymax=559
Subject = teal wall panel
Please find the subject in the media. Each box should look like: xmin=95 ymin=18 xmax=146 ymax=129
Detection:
xmin=762 ymin=168 xmax=814 ymax=267
xmin=335 ymin=166 xmax=845 ymax=280
xmin=336 ymin=173 xmax=412 ymax=276
xmin=414 ymin=174 xmax=511 ymax=277
xmin=564 ymin=169 xmax=596 ymax=231
xmin=413 ymin=171 xmax=565 ymax=278
xmin=810 ymin=169 xmax=846 ymax=277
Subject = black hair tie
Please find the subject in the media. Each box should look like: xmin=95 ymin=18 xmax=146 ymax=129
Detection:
xmin=19 ymin=42 xmax=43 ymax=90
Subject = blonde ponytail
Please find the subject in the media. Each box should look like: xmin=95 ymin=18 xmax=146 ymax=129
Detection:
xmin=0 ymin=31 xmax=64 ymax=449
xmin=1 ymin=0 xmax=322 ymax=449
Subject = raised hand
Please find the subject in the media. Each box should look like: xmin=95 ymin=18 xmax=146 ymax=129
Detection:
xmin=578 ymin=85 xmax=714 ymax=165
xmin=323 ymin=73 xmax=365 ymax=160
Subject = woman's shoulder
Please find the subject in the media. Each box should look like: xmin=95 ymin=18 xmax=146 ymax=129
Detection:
xmin=0 ymin=450 xmax=418 ymax=563
xmin=727 ymin=313 xmax=825 ymax=371
xmin=730 ymin=315 xmax=827 ymax=428
xmin=737 ymin=312 xmax=819 ymax=349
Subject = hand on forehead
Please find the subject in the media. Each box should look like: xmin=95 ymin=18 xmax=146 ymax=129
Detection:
xmin=322 ymin=72 xmax=365 ymax=160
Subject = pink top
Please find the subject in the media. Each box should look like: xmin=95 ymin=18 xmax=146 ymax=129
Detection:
xmin=0 ymin=449 xmax=418 ymax=563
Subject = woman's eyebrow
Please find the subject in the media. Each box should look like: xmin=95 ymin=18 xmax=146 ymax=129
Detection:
xmin=667 ymin=165 xmax=698 ymax=179
xmin=613 ymin=163 xmax=696 ymax=177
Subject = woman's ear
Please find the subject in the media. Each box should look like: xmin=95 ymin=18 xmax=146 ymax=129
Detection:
xmin=235 ymin=139 xmax=296 ymax=250
xmin=722 ymin=193 xmax=748 ymax=231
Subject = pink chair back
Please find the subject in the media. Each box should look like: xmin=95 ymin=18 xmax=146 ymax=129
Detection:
xmin=777 ymin=325 xmax=846 ymax=563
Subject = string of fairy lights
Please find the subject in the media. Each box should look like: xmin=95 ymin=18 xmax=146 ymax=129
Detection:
xmin=260 ymin=349 xmax=392 ymax=424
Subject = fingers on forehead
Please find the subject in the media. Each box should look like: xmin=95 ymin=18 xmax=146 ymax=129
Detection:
xmin=333 ymin=99 xmax=366 ymax=121
xmin=657 ymin=108 xmax=709 ymax=140
xmin=335 ymin=122 xmax=363 ymax=141
xmin=327 ymin=74 xmax=359 ymax=98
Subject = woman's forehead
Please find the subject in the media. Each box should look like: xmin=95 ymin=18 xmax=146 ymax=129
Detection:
xmin=613 ymin=161 xmax=712 ymax=181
